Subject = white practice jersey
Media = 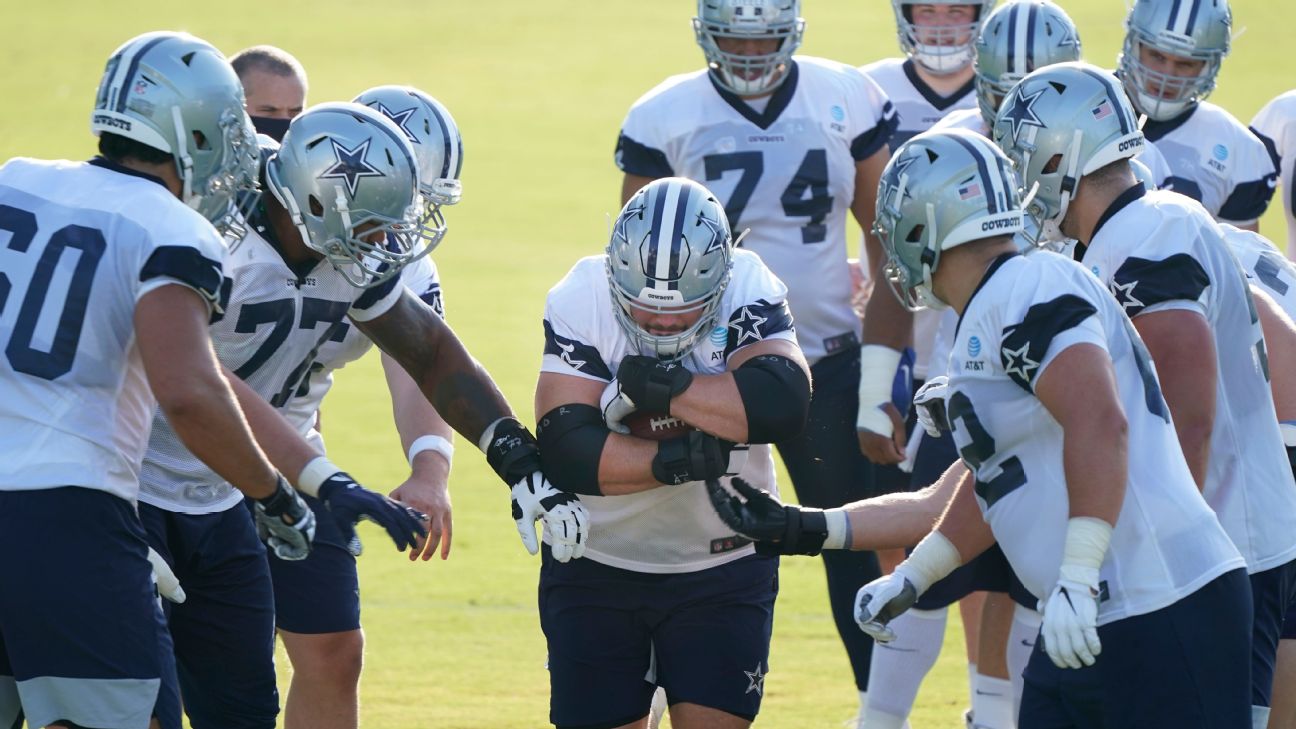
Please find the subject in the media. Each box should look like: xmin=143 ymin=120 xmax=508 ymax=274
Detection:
xmin=541 ymin=250 xmax=796 ymax=573
xmin=1079 ymin=187 xmax=1296 ymax=572
xmin=616 ymin=57 xmax=897 ymax=364
xmin=946 ymin=251 xmax=1244 ymax=623
xmin=279 ymin=254 xmax=443 ymax=434
xmin=0 ymin=158 xmax=226 ymax=503
xmin=1222 ymin=224 xmax=1296 ymax=322
xmin=1143 ymin=101 xmax=1277 ymax=225
xmin=140 ymin=221 xmax=403 ymax=513
xmin=862 ymin=58 xmax=977 ymax=378
xmin=1250 ymin=91 xmax=1296 ymax=256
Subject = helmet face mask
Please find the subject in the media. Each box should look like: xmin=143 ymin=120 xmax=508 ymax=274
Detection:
xmin=874 ymin=129 xmax=1025 ymax=311
xmin=606 ymin=178 xmax=734 ymax=361
xmin=353 ymin=85 xmax=464 ymax=255
xmin=892 ymin=0 xmax=995 ymax=76
xmin=973 ymin=0 xmax=1082 ymax=127
xmin=992 ymin=63 xmax=1144 ymax=243
xmin=91 ymin=31 xmax=260 ymax=236
xmin=265 ymin=102 xmax=424 ymax=288
xmin=1117 ymin=0 xmax=1231 ymax=121
xmin=693 ymin=0 xmax=804 ymax=97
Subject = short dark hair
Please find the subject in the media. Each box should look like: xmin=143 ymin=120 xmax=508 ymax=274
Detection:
xmin=229 ymin=45 xmax=307 ymax=85
xmin=98 ymin=132 xmax=171 ymax=165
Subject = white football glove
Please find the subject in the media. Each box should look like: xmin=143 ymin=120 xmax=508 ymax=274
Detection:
xmin=913 ymin=375 xmax=951 ymax=438
xmin=146 ymin=547 xmax=186 ymax=604
xmin=1039 ymin=565 xmax=1103 ymax=669
xmin=599 ymin=378 xmax=636 ymax=434
xmin=853 ymin=572 xmax=918 ymax=642
xmin=510 ymin=472 xmax=590 ymax=562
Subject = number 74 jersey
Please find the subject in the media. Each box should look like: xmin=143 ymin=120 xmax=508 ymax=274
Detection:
xmin=945 ymin=251 xmax=1244 ymax=626
xmin=616 ymin=57 xmax=896 ymax=363
xmin=139 ymin=222 xmax=403 ymax=514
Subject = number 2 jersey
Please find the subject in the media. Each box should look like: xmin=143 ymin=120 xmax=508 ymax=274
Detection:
xmin=945 ymin=251 xmax=1243 ymax=624
xmin=1076 ymin=186 xmax=1296 ymax=574
xmin=139 ymin=216 xmax=404 ymax=514
xmin=616 ymin=57 xmax=896 ymax=363
xmin=540 ymin=250 xmax=795 ymax=573
xmin=0 ymin=158 xmax=226 ymax=503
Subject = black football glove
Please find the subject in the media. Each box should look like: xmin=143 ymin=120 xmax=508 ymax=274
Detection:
xmin=706 ymin=477 xmax=829 ymax=556
xmin=616 ymin=355 xmax=695 ymax=414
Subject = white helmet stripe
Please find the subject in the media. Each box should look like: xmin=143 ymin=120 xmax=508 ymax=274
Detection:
xmin=651 ymin=183 xmax=683 ymax=288
xmin=1011 ymin=1 xmax=1029 ymax=76
xmin=948 ymin=132 xmax=1008 ymax=215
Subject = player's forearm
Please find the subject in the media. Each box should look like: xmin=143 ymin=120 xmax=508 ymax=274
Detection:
xmin=163 ymin=370 xmax=279 ymax=500
xmin=225 ymin=371 xmax=322 ymax=493
xmin=595 ymin=434 xmax=671 ymax=495
xmin=933 ymin=467 xmax=995 ymax=564
xmin=860 ymin=275 xmax=913 ymax=349
xmin=667 ymin=373 xmax=748 ymax=442
xmin=382 ymin=352 xmax=455 ymax=455
xmin=846 ymin=459 xmax=964 ymax=550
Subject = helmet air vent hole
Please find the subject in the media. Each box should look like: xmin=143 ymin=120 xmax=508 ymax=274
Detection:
xmin=180 ymin=52 xmax=196 ymax=66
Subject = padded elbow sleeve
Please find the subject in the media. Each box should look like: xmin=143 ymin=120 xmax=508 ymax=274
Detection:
xmin=733 ymin=354 xmax=811 ymax=443
xmin=536 ymin=404 xmax=609 ymax=496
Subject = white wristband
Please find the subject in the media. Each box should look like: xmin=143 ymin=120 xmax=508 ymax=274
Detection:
xmin=1061 ymin=516 xmax=1113 ymax=572
xmin=296 ymin=456 xmax=341 ymax=498
xmin=822 ymin=508 xmax=851 ymax=550
xmin=408 ymin=435 xmax=454 ymax=467
xmin=857 ymin=344 xmax=902 ymax=436
xmin=896 ymin=530 xmax=962 ymax=595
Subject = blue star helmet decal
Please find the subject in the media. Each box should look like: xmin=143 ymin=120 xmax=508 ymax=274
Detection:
xmin=1002 ymin=87 xmax=1047 ymax=144
xmin=373 ymin=102 xmax=419 ymax=144
xmin=318 ymin=137 xmax=385 ymax=198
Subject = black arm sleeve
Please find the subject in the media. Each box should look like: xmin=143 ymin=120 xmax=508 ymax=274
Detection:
xmin=536 ymin=404 xmax=610 ymax=496
xmin=732 ymin=354 xmax=811 ymax=443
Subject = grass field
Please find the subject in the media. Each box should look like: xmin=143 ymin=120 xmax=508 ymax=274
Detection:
xmin=2 ymin=0 xmax=1293 ymax=726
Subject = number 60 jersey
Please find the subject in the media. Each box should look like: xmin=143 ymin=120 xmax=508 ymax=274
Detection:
xmin=616 ymin=57 xmax=896 ymax=363
xmin=139 ymin=215 xmax=404 ymax=514
xmin=0 ymin=158 xmax=227 ymax=503
xmin=945 ymin=251 xmax=1244 ymax=625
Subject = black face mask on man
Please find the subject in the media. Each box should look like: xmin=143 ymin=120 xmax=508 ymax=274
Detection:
xmin=251 ymin=116 xmax=291 ymax=142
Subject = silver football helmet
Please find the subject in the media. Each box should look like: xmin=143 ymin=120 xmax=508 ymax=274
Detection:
xmin=992 ymin=63 xmax=1144 ymax=243
xmin=265 ymin=102 xmax=423 ymax=288
xmin=91 ymin=31 xmax=258 ymax=235
xmin=892 ymin=0 xmax=995 ymax=76
xmin=353 ymin=85 xmax=464 ymax=253
xmin=1117 ymin=0 xmax=1232 ymax=121
xmin=607 ymin=178 xmax=735 ymax=360
xmin=874 ymin=129 xmax=1025 ymax=311
xmin=974 ymin=0 xmax=1081 ymax=127
xmin=693 ymin=0 xmax=804 ymax=96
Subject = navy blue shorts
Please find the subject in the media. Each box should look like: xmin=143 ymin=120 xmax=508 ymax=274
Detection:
xmin=140 ymin=502 xmax=279 ymax=729
xmin=1284 ymin=599 xmax=1296 ymax=641
xmin=253 ymin=494 xmax=361 ymax=634
xmin=0 ymin=488 xmax=179 ymax=729
xmin=539 ymin=549 xmax=778 ymax=729
xmin=1020 ymin=568 xmax=1251 ymax=729
xmin=914 ymin=544 xmax=1036 ymax=611
xmin=1250 ymin=559 xmax=1296 ymax=707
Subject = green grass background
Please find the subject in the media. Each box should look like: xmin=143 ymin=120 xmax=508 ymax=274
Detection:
xmin=1 ymin=1 xmax=1291 ymax=726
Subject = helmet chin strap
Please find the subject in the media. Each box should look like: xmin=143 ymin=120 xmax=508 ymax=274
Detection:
xmin=171 ymin=106 xmax=197 ymax=207
xmin=917 ymin=201 xmax=949 ymax=310
xmin=1044 ymin=130 xmax=1085 ymax=243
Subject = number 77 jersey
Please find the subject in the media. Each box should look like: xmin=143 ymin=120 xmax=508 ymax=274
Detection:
xmin=616 ymin=56 xmax=897 ymax=363
xmin=139 ymin=216 xmax=403 ymax=514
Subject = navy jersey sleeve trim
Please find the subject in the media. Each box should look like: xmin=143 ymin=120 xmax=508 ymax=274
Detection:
xmin=139 ymin=245 xmax=226 ymax=318
xmin=1111 ymin=253 xmax=1211 ymax=317
xmin=1218 ymin=175 xmax=1278 ymax=223
xmin=419 ymin=284 xmax=445 ymax=319
xmin=544 ymin=319 xmax=613 ymax=380
xmin=999 ymin=294 xmax=1098 ymax=393
xmin=352 ymin=271 xmax=402 ymax=312
xmin=615 ymin=133 xmax=674 ymax=178
xmin=850 ymin=102 xmax=899 ymax=161
xmin=724 ymin=298 xmax=795 ymax=359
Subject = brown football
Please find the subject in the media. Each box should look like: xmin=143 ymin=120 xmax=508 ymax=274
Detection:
xmin=622 ymin=411 xmax=693 ymax=441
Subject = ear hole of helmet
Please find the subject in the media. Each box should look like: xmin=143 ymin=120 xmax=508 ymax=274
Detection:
xmin=1043 ymin=154 xmax=1063 ymax=174
xmin=309 ymin=195 xmax=324 ymax=216
xmin=906 ymin=223 xmax=925 ymax=243
xmin=192 ymin=130 xmax=211 ymax=151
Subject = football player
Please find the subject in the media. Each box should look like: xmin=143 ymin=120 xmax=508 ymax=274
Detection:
xmin=533 ymin=177 xmax=811 ymax=729
xmin=994 ymin=62 xmax=1296 ymax=729
xmin=718 ymin=128 xmax=1253 ymax=727
xmin=1116 ymin=0 xmax=1277 ymax=230
xmin=230 ymin=45 xmax=307 ymax=142
xmin=0 ymin=31 xmax=314 ymax=729
xmin=137 ymin=103 xmax=585 ymax=729
xmin=260 ymin=84 xmax=464 ymax=729
xmin=1250 ymin=90 xmax=1296 ymax=261
xmin=614 ymin=1 xmax=898 ymax=716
